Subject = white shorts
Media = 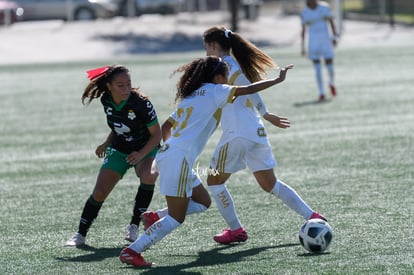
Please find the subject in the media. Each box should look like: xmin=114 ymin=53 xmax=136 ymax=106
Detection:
xmin=210 ymin=137 xmax=276 ymax=174
xmin=308 ymin=38 xmax=334 ymax=60
xmin=155 ymin=147 xmax=202 ymax=198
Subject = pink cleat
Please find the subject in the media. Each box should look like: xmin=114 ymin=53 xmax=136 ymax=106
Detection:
xmin=140 ymin=211 xmax=160 ymax=230
xmin=318 ymin=94 xmax=326 ymax=102
xmin=119 ymin=248 xmax=153 ymax=267
xmin=330 ymin=85 xmax=337 ymax=96
xmin=309 ymin=212 xmax=327 ymax=222
xmin=213 ymin=227 xmax=248 ymax=244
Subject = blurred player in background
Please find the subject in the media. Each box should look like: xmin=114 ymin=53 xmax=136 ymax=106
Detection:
xmin=119 ymin=56 xmax=294 ymax=266
xmin=65 ymin=65 xmax=161 ymax=246
xmin=301 ymin=0 xmax=339 ymax=101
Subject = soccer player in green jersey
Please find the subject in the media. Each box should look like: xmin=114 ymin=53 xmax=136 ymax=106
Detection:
xmin=65 ymin=65 xmax=161 ymax=246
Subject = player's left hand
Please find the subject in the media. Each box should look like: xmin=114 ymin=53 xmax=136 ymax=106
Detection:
xmin=263 ymin=113 xmax=290 ymax=129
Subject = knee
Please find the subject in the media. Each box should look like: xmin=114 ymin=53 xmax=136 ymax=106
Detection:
xmin=203 ymin=196 xmax=212 ymax=209
xmin=207 ymin=174 xmax=224 ymax=185
xmin=92 ymin=183 xmax=110 ymax=201
xmin=91 ymin=191 xmax=106 ymax=202
xmin=270 ymin=180 xmax=283 ymax=197
xmin=140 ymin=172 xmax=158 ymax=184
xmin=254 ymin=170 xmax=277 ymax=193
xmin=197 ymin=194 xmax=212 ymax=210
xmin=260 ymin=183 xmax=273 ymax=193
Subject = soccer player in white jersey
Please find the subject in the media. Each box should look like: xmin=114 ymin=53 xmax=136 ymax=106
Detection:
xmin=201 ymin=26 xmax=327 ymax=245
xmin=119 ymin=56 xmax=294 ymax=266
xmin=301 ymin=0 xmax=339 ymax=101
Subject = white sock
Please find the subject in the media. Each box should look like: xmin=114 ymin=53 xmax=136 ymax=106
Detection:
xmin=313 ymin=62 xmax=324 ymax=95
xmin=128 ymin=215 xmax=180 ymax=253
xmin=271 ymin=180 xmax=313 ymax=219
xmin=326 ymin=63 xmax=335 ymax=86
xmin=154 ymin=200 xmax=207 ymax=219
xmin=208 ymin=184 xmax=242 ymax=230
xmin=186 ymin=199 xmax=208 ymax=214
xmin=156 ymin=207 xmax=168 ymax=219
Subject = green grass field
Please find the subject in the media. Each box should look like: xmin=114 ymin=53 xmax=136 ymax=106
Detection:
xmin=1 ymin=43 xmax=413 ymax=274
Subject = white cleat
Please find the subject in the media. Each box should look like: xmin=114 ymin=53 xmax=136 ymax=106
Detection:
xmin=65 ymin=232 xmax=85 ymax=246
xmin=124 ymin=224 xmax=138 ymax=242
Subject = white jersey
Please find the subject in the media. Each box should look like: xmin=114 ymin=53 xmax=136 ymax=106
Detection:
xmin=160 ymin=83 xmax=236 ymax=164
xmin=219 ymin=55 xmax=270 ymax=145
xmin=301 ymin=2 xmax=332 ymax=41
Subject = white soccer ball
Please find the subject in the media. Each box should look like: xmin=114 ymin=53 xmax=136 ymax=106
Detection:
xmin=299 ymin=218 xmax=333 ymax=253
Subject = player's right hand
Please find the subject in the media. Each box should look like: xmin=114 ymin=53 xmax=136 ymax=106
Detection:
xmin=95 ymin=144 xmax=106 ymax=158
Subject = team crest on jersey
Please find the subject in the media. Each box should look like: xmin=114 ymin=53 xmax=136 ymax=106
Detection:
xmin=257 ymin=127 xmax=267 ymax=137
xmin=128 ymin=109 xmax=136 ymax=120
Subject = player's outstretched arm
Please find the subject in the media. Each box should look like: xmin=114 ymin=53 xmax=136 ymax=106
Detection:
xmin=235 ymin=64 xmax=294 ymax=96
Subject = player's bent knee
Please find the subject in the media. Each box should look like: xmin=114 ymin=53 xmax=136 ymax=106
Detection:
xmin=202 ymin=198 xmax=211 ymax=209
xmin=140 ymin=173 xmax=158 ymax=184
xmin=260 ymin=184 xmax=273 ymax=193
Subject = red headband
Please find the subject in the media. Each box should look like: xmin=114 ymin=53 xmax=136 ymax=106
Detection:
xmin=86 ymin=66 xmax=110 ymax=80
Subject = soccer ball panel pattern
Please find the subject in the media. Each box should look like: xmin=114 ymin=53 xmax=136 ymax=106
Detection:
xmin=299 ymin=218 xmax=333 ymax=253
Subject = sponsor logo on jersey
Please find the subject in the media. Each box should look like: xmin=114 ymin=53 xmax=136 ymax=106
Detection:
xmin=146 ymin=102 xmax=157 ymax=120
xmin=114 ymin=122 xmax=131 ymax=136
xmin=113 ymin=123 xmax=133 ymax=142
xmin=148 ymin=109 xmax=156 ymax=120
xmin=257 ymin=127 xmax=267 ymax=137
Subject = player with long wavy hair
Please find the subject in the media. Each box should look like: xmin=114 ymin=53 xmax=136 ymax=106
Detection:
xmin=119 ymin=56 xmax=294 ymax=266
xmin=201 ymin=26 xmax=327 ymax=245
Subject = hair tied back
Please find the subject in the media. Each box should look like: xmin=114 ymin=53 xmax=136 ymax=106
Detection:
xmin=86 ymin=66 xmax=110 ymax=80
xmin=224 ymin=29 xmax=232 ymax=38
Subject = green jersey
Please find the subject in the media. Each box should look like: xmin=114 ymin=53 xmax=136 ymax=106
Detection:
xmin=101 ymin=91 xmax=158 ymax=154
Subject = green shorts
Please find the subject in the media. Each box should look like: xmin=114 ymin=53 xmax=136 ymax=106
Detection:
xmin=101 ymin=146 xmax=158 ymax=177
